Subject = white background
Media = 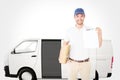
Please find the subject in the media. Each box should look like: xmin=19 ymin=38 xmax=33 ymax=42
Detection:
xmin=0 ymin=0 xmax=120 ymax=80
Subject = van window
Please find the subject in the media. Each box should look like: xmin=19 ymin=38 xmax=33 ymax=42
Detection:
xmin=15 ymin=40 xmax=38 ymax=53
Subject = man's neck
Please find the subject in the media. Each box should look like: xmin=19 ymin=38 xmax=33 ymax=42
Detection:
xmin=76 ymin=24 xmax=84 ymax=29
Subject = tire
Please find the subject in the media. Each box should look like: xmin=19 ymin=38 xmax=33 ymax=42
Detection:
xmin=19 ymin=68 xmax=37 ymax=80
xmin=94 ymin=71 xmax=99 ymax=80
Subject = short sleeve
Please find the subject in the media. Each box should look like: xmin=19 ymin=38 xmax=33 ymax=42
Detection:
xmin=63 ymin=29 xmax=70 ymax=42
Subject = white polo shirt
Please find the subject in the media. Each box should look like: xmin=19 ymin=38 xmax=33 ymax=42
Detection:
xmin=64 ymin=25 xmax=95 ymax=60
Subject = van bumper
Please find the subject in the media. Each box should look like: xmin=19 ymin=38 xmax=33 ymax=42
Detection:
xmin=4 ymin=66 xmax=17 ymax=77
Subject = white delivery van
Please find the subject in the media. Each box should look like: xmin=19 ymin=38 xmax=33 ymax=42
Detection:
xmin=4 ymin=39 xmax=113 ymax=80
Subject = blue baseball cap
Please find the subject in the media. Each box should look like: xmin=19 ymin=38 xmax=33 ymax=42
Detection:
xmin=74 ymin=8 xmax=85 ymax=16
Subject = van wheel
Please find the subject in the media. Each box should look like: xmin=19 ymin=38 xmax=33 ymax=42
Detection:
xmin=19 ymin=68 xmax=37 ymax=80
xmin=94 ymin=71 xmax=99 ymax=80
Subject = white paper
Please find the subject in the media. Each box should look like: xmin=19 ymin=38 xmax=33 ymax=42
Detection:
xmin=83 ymin=29 xmax=99 ymax=48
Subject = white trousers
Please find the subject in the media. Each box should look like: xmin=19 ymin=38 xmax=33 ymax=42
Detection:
xmin=67 ymin=60 xmax=91 ymax=80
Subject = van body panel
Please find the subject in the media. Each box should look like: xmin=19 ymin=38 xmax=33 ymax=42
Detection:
xmin=96 ymin=40 xmax=113 ymax=77
xmin=30 ymin=40 xmax=42 ymax=78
